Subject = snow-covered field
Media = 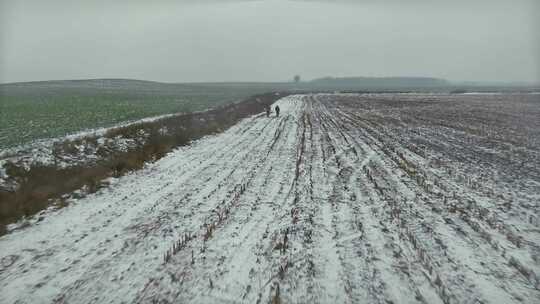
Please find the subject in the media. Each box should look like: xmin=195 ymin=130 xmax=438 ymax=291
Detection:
xmin=0 ymin=94 xmax=539 ymax=303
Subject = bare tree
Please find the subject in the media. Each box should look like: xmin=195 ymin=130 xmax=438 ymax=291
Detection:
xmin=294 ymin=75 xmax=301 ymax=83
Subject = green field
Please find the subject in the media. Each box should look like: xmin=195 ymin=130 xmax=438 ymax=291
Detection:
xmin=0 ymin=79 xmax=284 ymax=149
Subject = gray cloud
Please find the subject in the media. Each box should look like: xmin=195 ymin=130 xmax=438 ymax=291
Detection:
xmin=1 ymin=0 xmax=538 ymax=83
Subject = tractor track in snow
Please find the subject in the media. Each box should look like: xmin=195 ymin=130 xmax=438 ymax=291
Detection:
xmin=0 ymin=93 xmax=539 ymax=304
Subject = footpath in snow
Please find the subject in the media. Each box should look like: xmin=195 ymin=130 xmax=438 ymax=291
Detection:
xmin=0 ymin=94 xmax=538 ymax=304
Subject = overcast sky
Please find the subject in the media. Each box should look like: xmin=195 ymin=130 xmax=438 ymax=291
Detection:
xmin=1 ymin=0 xmax=539 ymax=84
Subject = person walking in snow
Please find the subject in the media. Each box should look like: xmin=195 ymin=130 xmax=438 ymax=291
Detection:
xmin=275 ymin=105 xmax=280 ymax=117
xmin=266 ymin=105 xmax=271 ymax=117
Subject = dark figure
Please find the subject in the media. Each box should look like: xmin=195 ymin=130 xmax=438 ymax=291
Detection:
xmin=275 ymin=105 xmax=280 ymax=117
xmin=266 ymin=105 xmax=271 ymax=117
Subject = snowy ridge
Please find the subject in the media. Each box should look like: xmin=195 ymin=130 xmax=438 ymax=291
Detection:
xmin=0 ymin=94 xmax=538 ymax=303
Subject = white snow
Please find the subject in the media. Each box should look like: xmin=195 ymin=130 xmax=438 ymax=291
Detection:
xmin=0 ymin=94 xmax=538 ymax=304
